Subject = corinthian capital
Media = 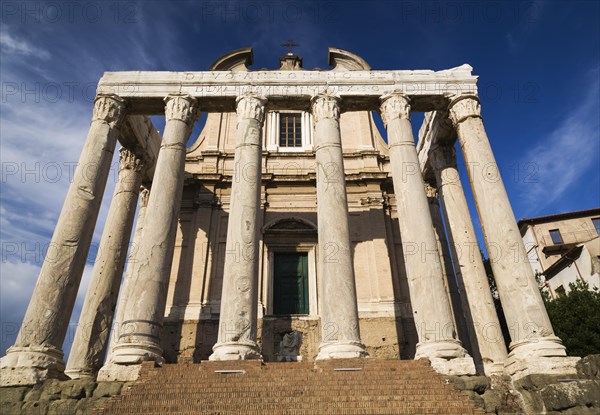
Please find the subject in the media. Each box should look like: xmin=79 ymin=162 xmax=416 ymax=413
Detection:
xmin=92 ymin=94 xmax=126 ymax=126
xmin=310 ymin=92 xmax=340 ymax=123
xmin=379 ymin=92 xmax=411 ymax=127
xmin=164 ymin=94 xmax=199 ymax=124
xmin=429 ymin=144 xmax=457 ymax=172
xmin=119 ymin=148 xmax=144 ymax=172
xmin=424 ymin=182 xmax=438 ymax=199
xmin=236 ymin=93 xmax=267 ymax=122
xmin=448 ymin=95 xmax=481 ymax=126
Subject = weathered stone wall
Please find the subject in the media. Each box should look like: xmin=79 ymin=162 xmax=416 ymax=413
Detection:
xmin=162 ymin=316 xmax=403 ymax=363
xmin=448 ymin=354 xmax=600 ymax=414
xmin=0 ymin=379 xmax=127 ymax=415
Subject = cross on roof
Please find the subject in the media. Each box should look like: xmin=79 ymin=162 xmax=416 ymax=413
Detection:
xmin=281 ymin=39 xmax=300 ymax=54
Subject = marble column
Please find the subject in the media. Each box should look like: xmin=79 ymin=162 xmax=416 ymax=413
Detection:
xmin=65 ymin=148 xmax=144 ymax=379
xmin=448 ymin=95 xmax=568 ymax=374
xmin=109 ymin=94 xmax=198 ymax=376
xmin=424 ymin=182 xmax=472 ymax=355
xmin=209 ymin=93 xmax=266 ymax=361
xmin=0 ymin=94 xmax=125 ymax=386
xmin=104 ymin=184 xmax=150 ymax=363
xmin=312 ymin=92 xmax=368 ymax=360
xmin=380 ymin=92 xmax=473 ymax=374
xmin=429 ymin=144 xmax=507 ymax=374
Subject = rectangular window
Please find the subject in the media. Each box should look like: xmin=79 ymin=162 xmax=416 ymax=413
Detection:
xmin=592 ymin=218 xmax=600 ymax=235
xmin=549 ymin=229 xmax=563 ymax=245
xmin=279 ymin=113 xmax=302 ymax=148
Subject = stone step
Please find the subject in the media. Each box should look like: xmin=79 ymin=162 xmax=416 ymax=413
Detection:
xmin=95 ymin=359 xmax=488 ymax=415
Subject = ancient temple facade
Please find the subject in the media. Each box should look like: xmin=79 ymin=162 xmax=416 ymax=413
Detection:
xmin=0 ymin=48 xmax=579 ymax=386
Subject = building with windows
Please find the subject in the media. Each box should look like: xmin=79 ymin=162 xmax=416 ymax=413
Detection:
xmin=1 ymin=47 xmax=580 ymax=389
xmin=519 ymin=208 xmax=600 ymax=298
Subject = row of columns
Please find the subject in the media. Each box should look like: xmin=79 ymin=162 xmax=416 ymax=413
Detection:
xmin=0 ymin=90 xmax=566 ymax=386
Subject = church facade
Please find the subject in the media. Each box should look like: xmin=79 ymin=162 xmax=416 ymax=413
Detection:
xmin=1 ymin=48 xmax=578 ymax=387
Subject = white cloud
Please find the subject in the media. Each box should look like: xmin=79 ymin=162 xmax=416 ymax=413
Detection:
xmin=0 ymin=28 xmax=51 ymax=60
xmin=517 ymin=70 xmax=600 ymax=214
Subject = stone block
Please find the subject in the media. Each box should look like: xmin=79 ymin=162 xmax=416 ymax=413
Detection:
xmin=576 ymin=354 xmax=600 ymax=379
xmin=430 ymin=356 xmax=476 ymax=375
xmin=93 ymin=382 xmax=123 ymax=398
xmin=515 ymin=373 xmax=571 ymax=391
xmin=0 ymin=400 xmax=22 ymax=415
xmin=20 ymin=400 xmax=50 ymax=415
xmin=48 ymin=399 xmax=78 ymax=415
xmin=23 ymin=384 xmax=43 ymax=402
xmin=541 ymin=380 xmax=600 ymax=412
xmin=38 ymin=379 xmax=62 ymax=401
xmin=554 ymin=407 xmax=600 ymax=415
xmin=76 ymin=397 xmax=109 ymax=414
xmin=59 ymin=379 xmax=96 ymax=399
xmin=0 ymin=386 xmax=31 ymax=402
xmin=461 ymin=375 xmax=490 ymax=394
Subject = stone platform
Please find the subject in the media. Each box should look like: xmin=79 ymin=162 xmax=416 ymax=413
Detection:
xmin=95 ymin=359 xmax=486 ymax=414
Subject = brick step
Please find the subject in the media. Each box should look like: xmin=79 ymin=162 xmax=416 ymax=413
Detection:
xmin=128 ymin=387 xmax=457 ymax=396
xmin=99 ymin=408 xmax=484 ymax=415
xmin=135 ymin=374 xmax=447 ymax=382
xmin=129 ymin=387 xmax=457 ymax=395
xmin=95 ymin=360 xmax=488 ymax=415
xmin=132 ymin=378 xmax=448 ymax=386
xmin=113 ymin=390 xmax=462 ymax=402
xmin=99 ymin=401 xmax=481 ymax=412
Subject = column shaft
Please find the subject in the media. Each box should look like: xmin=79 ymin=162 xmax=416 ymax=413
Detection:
xmin=449 ymin=95 xmax=566 ymax=363
xmin=111 ymin=94 xmax=198 ymax=368
xmin=65 ymin=148 xmax=143 ymax=379
xmin=380 ymin=93 xmax=472 ymax=372
xmin=430 ymin=143 xmax=508 ymax=374
xmin=0 ymin=94 xmax=125 ymax=386
xmin=425 ymin=183 xmax=472 ymax=355
xmin=312 ymin=93 xmax=367 ymax=360
xmin=105 ymin=184 xmax=150 ymax=363
xmin=209 ymin=93 xmax=266 ymax=361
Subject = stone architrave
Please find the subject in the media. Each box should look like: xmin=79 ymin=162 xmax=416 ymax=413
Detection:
xmin=429 ymin=144 xmax=508 ymax=375
xmin=312 ymin=92 xmax=368 ymax=360
xmin=0 ymin=94 xmax=125 ymax=386
xmin=109 ymin=94 xmax=198 ymax=378
xmin=448 ymin=95 xmax=575 ymax=377
xmin=380 ymin=92 xmax=474 ymax=375
xmin=209 ymin=93 xmax=266 ymax=361
xmin=104 ymin=184 xmax=150 ymax=363
xmin=65 ymin=148 xmax=144 ymax=379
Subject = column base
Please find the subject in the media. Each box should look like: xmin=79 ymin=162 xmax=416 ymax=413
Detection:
xmin=415 ymin=339 xmax=475 ymax=375
xmin=96 ymin=362 xmax=145 ymax=382
xmin=209 ymin=341 xmax=262 ymax=361
xmin=64 ymin=368 xmax=95 ymax=380
xmin=504 ymin=336 xmax=578 ymax=380
xmin=483 ymin=361 xmax=506 ymax=376
xmin=0 ymin=345 xmax=67 ymax=386
xmin=415 ymin=339 xmax=468 ymax=360
xmin=111 ymin=342 xmax=165 ymax=365
xmin=316 ymin=341 xmax=369 ymax=360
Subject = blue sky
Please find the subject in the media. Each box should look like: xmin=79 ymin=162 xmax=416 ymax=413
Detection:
xmin=1 ymin=0 xmax=599 ymax=357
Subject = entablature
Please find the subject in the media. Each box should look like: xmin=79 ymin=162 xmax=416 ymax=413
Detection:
xmin=97 ymin=65 xmax=478 ymax=114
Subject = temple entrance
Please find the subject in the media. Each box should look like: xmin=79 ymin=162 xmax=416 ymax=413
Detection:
xmin=273 ymin=252 xmax=309 ymax=315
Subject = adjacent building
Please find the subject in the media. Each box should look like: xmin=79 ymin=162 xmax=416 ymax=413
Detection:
xmin=519 ymin=208 xmax=600 ymax=298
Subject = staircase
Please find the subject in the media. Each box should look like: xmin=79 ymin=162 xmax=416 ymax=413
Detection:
xmin=95 ymin=359 xmax=487 ymax=414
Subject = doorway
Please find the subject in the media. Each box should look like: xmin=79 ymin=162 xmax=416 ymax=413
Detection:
xmin=273 ymin=252 xmax=309 ymax=315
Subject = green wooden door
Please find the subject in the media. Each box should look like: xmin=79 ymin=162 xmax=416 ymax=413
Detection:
xmin=273 ymin=253 xmax=309 ymax=315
